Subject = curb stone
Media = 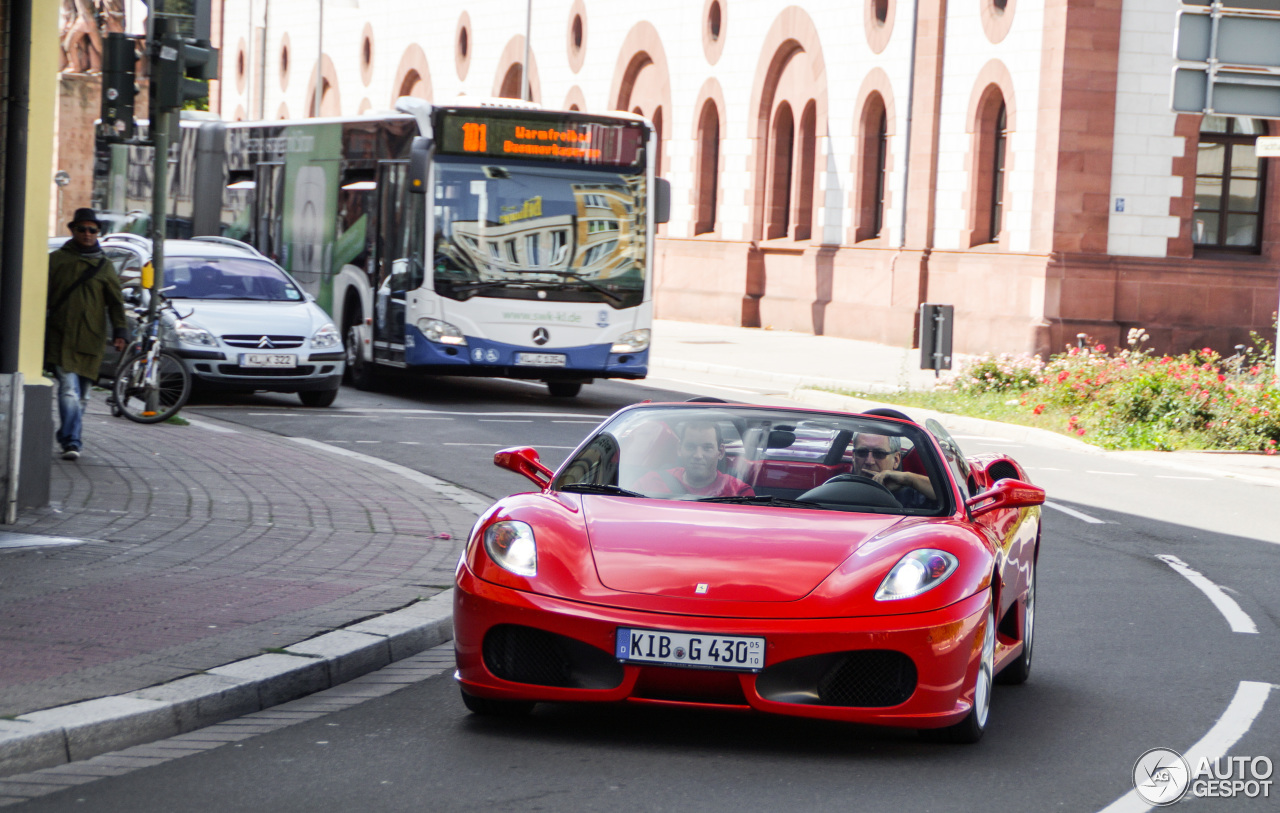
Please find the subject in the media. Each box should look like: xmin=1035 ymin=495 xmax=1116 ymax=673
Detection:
xmin=0 ymin=591 xmax=454 ymax=778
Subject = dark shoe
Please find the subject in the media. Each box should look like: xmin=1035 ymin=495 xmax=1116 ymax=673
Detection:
xmin=60 ymin=447 xmax=80 ymax=461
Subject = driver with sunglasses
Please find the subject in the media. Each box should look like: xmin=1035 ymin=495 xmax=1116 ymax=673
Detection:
xmin=850 ymin=433 xmax=936 ymax=509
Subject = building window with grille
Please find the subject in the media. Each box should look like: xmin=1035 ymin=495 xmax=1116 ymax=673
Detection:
xmin=1195 ymin=116 xmax=1266 ymax=252
xmin=989 ymin=103 xmax=1007 ymax=243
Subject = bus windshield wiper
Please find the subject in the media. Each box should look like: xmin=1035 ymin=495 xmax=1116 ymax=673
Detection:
xmin=545 ymin=272 xmax=624 ymax=306
xmin=558 ymin=483 xmax=644 ymax=498
xmin=696 ymin=495 xmax=825 ymax=509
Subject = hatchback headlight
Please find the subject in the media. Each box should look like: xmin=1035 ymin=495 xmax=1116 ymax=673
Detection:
xmin=611 ymin=329 xmax=651 ymax=354
xmin=174 ymin=320 xmax=218 ymax=347
xmin=483 ymin=521 xmax=536 ymax=577
xmin=875 ymin=549 xmax=958 ymax=601
xmin=417 ymin=318 xmax=467 ymax=346
xmin=311 ymin=323 xmax=340 ymax=349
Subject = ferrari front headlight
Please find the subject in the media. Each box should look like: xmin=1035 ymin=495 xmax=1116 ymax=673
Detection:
xmin=483 ymin=520 xmax=537 ymax=577
xmin=875 ymin=549 xmax=958 ymax=601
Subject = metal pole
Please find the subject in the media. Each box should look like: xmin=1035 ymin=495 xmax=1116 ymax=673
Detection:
xmin=148 ymin=107 xmax=169 ymax=415
xmin=0 ymin=0 xmax=33 ymax=375
xmin=522 ymin=0 xmax=531 ymax=101
xmin=314 ymin=0 xmax=323 ymax=117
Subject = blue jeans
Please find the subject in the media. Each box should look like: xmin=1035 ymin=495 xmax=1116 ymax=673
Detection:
xmin=54 ymin=366 xmax=92 ymax=451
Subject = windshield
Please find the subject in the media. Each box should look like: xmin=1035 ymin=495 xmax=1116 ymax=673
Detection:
xmin=432 ymin=157 xmax=646 ymax=308
xmin=164 ymin=257 xmax=304 ymax=301
xmin=553 ymin=406 xmax=952 ymax=515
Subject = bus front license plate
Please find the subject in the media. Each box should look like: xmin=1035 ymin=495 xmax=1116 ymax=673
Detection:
xmin=616 ymin=628 xmax=764 ymax=672
xmin=241 ymin=353 xmax=297 ymax=368
xmin=515 ymin=353 xmax=567 ymax=367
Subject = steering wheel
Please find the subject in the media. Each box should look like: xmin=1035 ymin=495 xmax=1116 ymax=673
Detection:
xmin=823 ymin=473 xmax=898 ymax=498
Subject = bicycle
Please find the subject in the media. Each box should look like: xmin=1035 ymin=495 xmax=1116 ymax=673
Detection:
xmin=111 ymin=290 xmax=192 ymax=423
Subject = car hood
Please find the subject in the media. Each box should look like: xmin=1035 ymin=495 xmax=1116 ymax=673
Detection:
xmin=584 ymin=499 xmax=904 ymax=602
xmin=173 ymin=300 xmax=327 ymax=337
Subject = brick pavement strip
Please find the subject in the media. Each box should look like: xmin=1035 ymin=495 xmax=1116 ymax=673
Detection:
xmin=0 ymin=401 xmax=472 ymax=778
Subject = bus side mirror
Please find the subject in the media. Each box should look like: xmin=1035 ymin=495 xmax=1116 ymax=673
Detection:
xmin=408 ymin=136 xmax=432 ymax=194
xmin=654 ymin=178 xmax=670 ymax=224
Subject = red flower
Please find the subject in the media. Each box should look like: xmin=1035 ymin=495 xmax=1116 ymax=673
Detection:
xmin=1096 ymin=344 xmax=1106 ymax=353
xmin=1033 ymin=404 xmax=1045 ymax=415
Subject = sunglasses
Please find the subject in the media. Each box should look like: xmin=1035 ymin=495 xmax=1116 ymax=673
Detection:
xmin=73 ymin=225 xmax=100 ymax=235
xmin=853 ymin=448 xmax=893 ymax=460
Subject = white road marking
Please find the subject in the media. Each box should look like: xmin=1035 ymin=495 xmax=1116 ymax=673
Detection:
xmin=397 ymin=441 xmax=421 ymax=445
xmin=184 ymin=418 xmax=240 ymax=434
xmin=478 ymin=419 xmax=534 ymax=423
xmin=553 ymin=420 xmax=600 ymax=424
xmin=355 ymin=440 xmax=379 ymax=444
xmin=1155 ymin=475 xmax=1213 ymax=481
xmin=1043 ymin=501 xmax=1106 ymax=524
xmin=1156 ymin=555 xmax=1258 ymax=634
xmin=1097 ymin=681 xmax=1272 ymax=813
xmin=1086 ymin=470 xmax=1137 ymax=476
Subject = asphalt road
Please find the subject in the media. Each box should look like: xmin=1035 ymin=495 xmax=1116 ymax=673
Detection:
xmin=12 ymin=374 xmax=1278 ymax=812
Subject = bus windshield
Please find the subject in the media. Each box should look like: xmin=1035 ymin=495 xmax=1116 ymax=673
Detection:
xmin=432 ymin=157 xmax=647 ymax=308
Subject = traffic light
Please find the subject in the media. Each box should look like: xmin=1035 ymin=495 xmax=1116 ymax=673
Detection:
xmin=152 ymin=36 xmax=219 ymax=111
xmin=101 ymin=33 xmax=139 ymax=141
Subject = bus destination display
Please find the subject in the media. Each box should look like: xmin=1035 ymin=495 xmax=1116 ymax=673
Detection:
xmin=437 ymin=113 xmax=645 ymax=167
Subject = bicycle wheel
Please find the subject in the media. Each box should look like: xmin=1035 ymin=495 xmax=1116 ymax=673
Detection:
xmin=112 ymin=350 xmax=191 ymax=424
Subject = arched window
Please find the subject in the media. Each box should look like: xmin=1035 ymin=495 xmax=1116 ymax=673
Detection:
xmin=498 ymin=64 xmax=523 ymax=99
xmin=795 ymin=101 xmax=817 ymax=241
xmin=969 ymin=88 xmax=1007 ymax=246
xmin=1195 ymin=116 xmax=1266 ymax=252
xmin=695 ymin=101 xmax=720 ymax=235
xmin=856 ymin=95 xmax=889 ymax=241
xmin=767 ymin=103 xmax=794 ymax=240
xmin=989 ymin=103 xmax=1007 ymax=243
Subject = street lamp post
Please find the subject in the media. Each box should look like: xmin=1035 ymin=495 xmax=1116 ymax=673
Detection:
xmin=314 ymin=0 xmax=358 ymax=118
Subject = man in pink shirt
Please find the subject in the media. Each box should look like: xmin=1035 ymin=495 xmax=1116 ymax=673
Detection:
xmin=634 ymin=420 xmax=755 ymax=498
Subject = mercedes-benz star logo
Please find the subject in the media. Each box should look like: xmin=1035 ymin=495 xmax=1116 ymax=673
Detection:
xmin=1133 ymin=747 xmax=1191 ymax=806
xmin=532 ymin=327 xmax=550 ymax=346
xmin=257 ymin=336 xmax=275 ymax=349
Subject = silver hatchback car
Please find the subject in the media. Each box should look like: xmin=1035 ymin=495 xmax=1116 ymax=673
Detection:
xmin=103 ymin=236 xmax=345 ymax=407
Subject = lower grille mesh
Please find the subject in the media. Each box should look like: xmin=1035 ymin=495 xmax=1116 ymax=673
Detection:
xmin=483 ymin=625 xmax=574 ymax=687
xmin=816 ymin=650 xmax=917 ymax=707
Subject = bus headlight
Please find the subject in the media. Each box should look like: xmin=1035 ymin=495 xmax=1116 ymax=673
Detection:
xmin=610 ymin=329 xmax=650 ymax=353
xmin=417 ymin=318 xmax=467 ymax=346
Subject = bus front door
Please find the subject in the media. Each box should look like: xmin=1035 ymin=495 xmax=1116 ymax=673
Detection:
xmin=372 ymin=161 xmax=408 ymax=363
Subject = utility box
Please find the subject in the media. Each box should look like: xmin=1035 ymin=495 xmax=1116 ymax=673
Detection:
xmin=919 ymin=303 xmax=954 ymax=371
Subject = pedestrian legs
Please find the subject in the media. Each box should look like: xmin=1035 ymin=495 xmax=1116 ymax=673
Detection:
xmin=53 ymin=365 xmax=90 ymax=457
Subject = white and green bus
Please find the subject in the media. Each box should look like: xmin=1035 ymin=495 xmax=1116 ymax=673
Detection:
xmin=94 ymin=99 xmax=669 ymax=397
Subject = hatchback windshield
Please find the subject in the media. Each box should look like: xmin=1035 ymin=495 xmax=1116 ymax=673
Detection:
xmin=553 ymin=406 xmax=951 ymax=515
xmin=164 ymin=257 xmax=304 ymax=301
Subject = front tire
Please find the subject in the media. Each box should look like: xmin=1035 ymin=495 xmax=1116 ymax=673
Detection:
xmin=920 ymin=594 xmax=995 ymax=744
xmin=345 ymin=325 xmax=379 ymax=390
xmin=299 ymin=387 xmax=339 ymax=408
xmin=460 ymin=689 xmax=535 ymax=717
xmin=113 ymin=350 xmax=191 ymax=424
xmin=997 ymin=558 xmax=1035 ymax=685
xmin=546 ymin=380 xmax=582 ymax=398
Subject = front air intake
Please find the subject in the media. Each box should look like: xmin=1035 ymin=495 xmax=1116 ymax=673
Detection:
xmin=482 ymin=624 xmax=624 ymax=689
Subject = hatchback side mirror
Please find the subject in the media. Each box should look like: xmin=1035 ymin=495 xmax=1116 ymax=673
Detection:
xmin=965 ymin=478 xmax=1045 ymax=518
xmin=494 ymin=446 xmax=553 ymax=488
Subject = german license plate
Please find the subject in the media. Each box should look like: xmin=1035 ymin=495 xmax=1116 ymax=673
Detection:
xmin=240 ymin=353 xmax=297 ymax=368
xmin=515 ymin=353 xmax=567 ymax=367
xmin=616 ymin=627 xmax=765 ymax=672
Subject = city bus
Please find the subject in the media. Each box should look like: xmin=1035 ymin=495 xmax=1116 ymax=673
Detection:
xmin=93 ymin=99 xmax=669 ymax=397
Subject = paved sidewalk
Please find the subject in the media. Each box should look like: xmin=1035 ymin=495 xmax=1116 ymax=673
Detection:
xmin=0 ymin=400 xmax=483 ymax=775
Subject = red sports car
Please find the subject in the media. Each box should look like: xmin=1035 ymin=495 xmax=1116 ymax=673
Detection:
xmin=453 ymin=402 xmax=1044 ymax=742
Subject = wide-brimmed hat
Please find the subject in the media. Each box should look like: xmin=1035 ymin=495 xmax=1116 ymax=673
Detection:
xmin=67 ymin=208 xmax=103 ymax=230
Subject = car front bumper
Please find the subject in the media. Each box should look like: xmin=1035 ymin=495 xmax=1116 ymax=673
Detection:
xmin=176 ymin=349 xmax=344 ymax=393
xmin=454 ymin=567 xmax=991 ymax=729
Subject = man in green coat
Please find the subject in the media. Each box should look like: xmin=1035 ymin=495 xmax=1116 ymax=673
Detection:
xmin=45 ymin=208 xmax=127 ymax=461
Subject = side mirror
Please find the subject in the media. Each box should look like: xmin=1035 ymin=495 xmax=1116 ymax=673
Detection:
xmin=494 ymin=446 xmax=554 ymax=489
xmin=965 ymin=478 xmax=1045 ymax=518
xmin=654 ymin=178 xmax=671 ymax=224
xmin=408 ymin=136 xmax=432 ymax=195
